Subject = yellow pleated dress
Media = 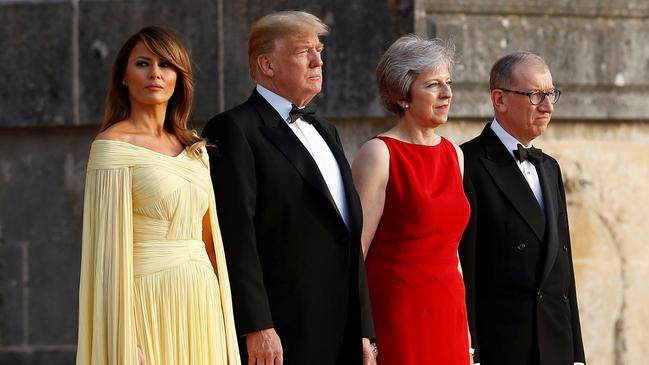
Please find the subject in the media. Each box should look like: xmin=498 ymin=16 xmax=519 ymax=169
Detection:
xmin=76 ymin=140 xmax=240 ymax=365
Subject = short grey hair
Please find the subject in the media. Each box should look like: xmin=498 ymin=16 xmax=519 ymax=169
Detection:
xmin=489 ymin=51 xmax=548 ymax=90
xmin=376 ymin=34 xmax=455 ymax=115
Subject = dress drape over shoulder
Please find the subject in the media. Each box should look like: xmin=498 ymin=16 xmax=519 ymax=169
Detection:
xmin=76 ymin=140 xmax=240 ymax=365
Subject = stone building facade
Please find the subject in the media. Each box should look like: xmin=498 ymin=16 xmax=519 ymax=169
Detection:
xmin=1 ymin=0 xmax=646 ymax=364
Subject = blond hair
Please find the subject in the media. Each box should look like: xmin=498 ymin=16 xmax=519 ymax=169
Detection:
xmin=248 ymin=11 xmax=328 ymax=80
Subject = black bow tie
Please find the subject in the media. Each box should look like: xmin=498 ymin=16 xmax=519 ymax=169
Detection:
xmin=288 ymin=103 xmax=316 ymax=124
xmin=513 ymin=144 xmax=543 ymax=165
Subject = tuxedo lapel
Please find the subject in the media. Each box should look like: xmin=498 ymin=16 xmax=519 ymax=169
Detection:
xmin=310 ymin=117 xmax=361 ymax=234
xmin=250 ymin=92 xmax=341 ymax=222
xmin=537 ymin=157 xmax=560 ymax=284
xmin=479 ymin=126 xmax=546 ymax=241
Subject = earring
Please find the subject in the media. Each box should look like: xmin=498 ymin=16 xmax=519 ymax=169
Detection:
xmin=404 ymin=104 xmax=409 ymax=109
xmin=122 ymin=80 xmax=127 ymax=86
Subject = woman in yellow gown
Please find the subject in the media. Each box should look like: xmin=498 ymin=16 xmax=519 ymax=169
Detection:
xmin=76 ymin=26 xmax=240 ymax=365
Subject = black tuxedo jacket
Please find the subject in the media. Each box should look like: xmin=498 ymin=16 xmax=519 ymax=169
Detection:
xmin=459 ymin=124 xmax=585 ymax=365
xmin=202 ymin=90 xmax=374 ymax=364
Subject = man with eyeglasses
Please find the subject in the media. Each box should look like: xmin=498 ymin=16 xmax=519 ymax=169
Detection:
xmin=459 ymin=52 xmax=586 ymax=365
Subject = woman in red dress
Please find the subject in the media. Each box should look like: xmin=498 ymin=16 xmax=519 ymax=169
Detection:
xmin=352 ymin=34 xmax=472 ymax=364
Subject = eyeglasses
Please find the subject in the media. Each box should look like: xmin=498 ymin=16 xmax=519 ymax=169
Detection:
xmin=496 ymin=88 xmax=562 ymax=105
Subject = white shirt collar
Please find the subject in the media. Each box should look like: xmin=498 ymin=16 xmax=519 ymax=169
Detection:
xmin=256 ymin=84 xmax=293 ymax=122
xmin=490 ymin=118 xmax=535 ymax=160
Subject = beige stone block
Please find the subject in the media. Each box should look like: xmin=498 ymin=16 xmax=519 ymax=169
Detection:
xmin=417 ymin=0 xmax=649 ymax=17
xmin=529 ymin=141 xmax=617 ymax=365
xmin=568 ymin=204 xmax=623 ymax=365
xmin=624 ymin=260 xmax=649 ymax=364
xmin=526 ymin=130 xmax=649 ymax=365
xmin=414 ymin=5 xmax=649 ymax=120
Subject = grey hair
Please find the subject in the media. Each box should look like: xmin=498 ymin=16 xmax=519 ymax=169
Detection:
xmin=489 ymin=51 xmax=548 ymax=90
xmin=376 ymin=34 xmax=455 ymax=115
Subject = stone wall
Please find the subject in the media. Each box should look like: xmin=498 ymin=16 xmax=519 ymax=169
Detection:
xmin=1 ymin=0 xmax=647 ymax=364
xmin=0 ymin=126 xmax=92 ymax=365
xmin=414 ymin=0 xmax=649 ymax=120
xmin=0 ymin=1 xmax=413 ymax=364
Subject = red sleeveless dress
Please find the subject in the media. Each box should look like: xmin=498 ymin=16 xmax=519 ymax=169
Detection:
xmin=366 ymin=136 xmax=470 ymax=364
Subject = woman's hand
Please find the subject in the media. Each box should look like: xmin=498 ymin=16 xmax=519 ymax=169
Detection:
xmin=137 ymin=346 xmax=147 ymax=365
xmin=361 ymin=338 xmax=377 ymax=365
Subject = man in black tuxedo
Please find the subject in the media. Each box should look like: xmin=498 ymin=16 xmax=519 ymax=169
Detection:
xmin=460 ymin=52 xmax=586 ymax=365
xmin=202 ymin=11 xmax=375 ymax=365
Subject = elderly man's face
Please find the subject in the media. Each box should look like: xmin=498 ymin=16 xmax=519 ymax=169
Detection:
xmin=497 ymin=62 xmax=554 ymax=145
xmin=268 ymin=30 xmax=324 ymax=107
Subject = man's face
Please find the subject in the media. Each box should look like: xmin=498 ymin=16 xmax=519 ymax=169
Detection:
xmin=268 ymin=30 xmax=324 ymax=106
xmin=495 ymin=62 xmax=555 ymax=145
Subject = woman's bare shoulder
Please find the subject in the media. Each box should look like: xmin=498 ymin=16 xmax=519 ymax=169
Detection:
xmin=95 ymin=121 xmax=134 ymax=143
xmin=352 ymin=138 xmax=390 ymax=182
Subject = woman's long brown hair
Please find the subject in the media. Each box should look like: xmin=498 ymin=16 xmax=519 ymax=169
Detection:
xmin=100 ymin=26 xmax=205 ymax=157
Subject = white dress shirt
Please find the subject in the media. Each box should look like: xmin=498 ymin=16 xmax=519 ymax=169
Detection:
xmin=256 ymin=85 xmax=350 ymax=228
xmin=491 ymin=119 xmax=544 ymax=210
xmin=475 ymin=120 xmax=584 ymax=365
